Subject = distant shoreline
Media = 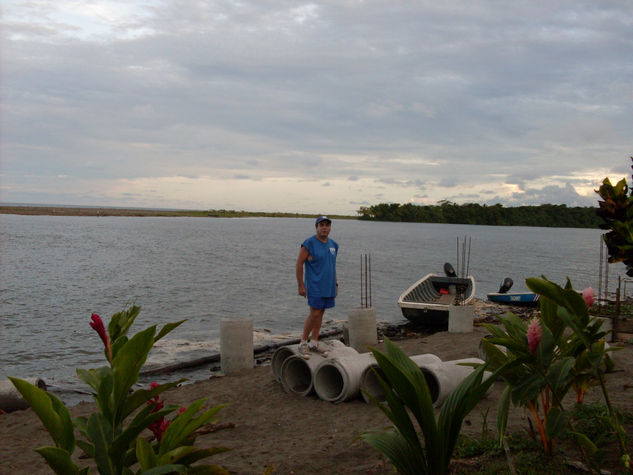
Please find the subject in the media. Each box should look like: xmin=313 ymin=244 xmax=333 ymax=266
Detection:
xmin=0 ymin=205 xmax=358 ymax=220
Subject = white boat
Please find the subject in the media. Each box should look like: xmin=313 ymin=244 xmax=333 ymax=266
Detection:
xmin=397 ymin=263 xmax=476 ymax=328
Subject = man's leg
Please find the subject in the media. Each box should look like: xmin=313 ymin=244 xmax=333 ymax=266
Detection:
xmin=302 ymin=307 xmax=325 ymax=342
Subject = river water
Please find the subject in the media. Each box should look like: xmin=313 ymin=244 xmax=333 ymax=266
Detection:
xmin=0 ymin=214 xmax=624 ymax=405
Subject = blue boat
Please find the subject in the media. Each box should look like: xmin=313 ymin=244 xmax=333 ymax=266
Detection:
xmin=486 ymin=277 xmax=540 ymax=307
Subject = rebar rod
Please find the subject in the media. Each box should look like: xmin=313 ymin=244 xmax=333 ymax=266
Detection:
xmin=466 ymin=236 xmax=471 ymax=277
xmin=369 ymin=254 xmax=372 ymax=307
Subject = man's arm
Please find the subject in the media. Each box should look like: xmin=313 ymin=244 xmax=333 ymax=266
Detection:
xmin=296 ymin=246 xmax=310 ymax=296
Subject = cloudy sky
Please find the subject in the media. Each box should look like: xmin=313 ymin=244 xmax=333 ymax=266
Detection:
xmin=1 ymin=1 xmax=632 ymax=215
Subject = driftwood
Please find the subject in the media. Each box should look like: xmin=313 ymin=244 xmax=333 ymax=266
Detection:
xmin=139 ymin=327 xmax=345 ymax=377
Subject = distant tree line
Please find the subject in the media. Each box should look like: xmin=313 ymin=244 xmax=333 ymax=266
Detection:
xmin=357 ymin=201 xmax=602 ymax=228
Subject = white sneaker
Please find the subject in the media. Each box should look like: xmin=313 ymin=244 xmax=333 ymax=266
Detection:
xmin=298 ymin=342 xmax=310 ymax=359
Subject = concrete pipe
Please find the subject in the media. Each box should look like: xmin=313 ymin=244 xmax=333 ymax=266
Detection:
xmin=271 ymin=339 xmax=348 ymax=382
xmin=313 ymin=352 xmax=376 ymax=403
xmin=0 ymin=377 xmax=47 ymax=412
xmin=419 ymin=357 xmax=485 ymax=407
xmin=271 ymin=344 xmax=301 ymax=382
xmin=360 ymin=353 xmax=442 ymax=404
xmin=279 ymin=341 xmax=358 ymax=396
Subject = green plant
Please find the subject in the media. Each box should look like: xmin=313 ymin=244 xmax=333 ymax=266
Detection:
xmin=359 ymin=337 xmax=498 ymax=475
xmin=482 ymin=277 xmax=631 ymax=473
xmin=596 ymin=157 xmax=633 ymax=277
xmin=10 ymin=305 xmax=230 ymax=474
xmin=453 ymin=434 xmax=501 ymax=459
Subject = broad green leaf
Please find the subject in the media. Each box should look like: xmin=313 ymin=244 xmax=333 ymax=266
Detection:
xmin=110 ymin=336 xmax=129 ymax=361
xmin=571 ymin=431 xmax=601 ymax=459
xmin=437 ymin=365 xmax=495 ymax=464
xmin=360 ymin=429 xmax=428 ymax=475
xmin=545 ymin=357 xmax=574 ymax=396
xmin=76 ymin=366 xmax=114 ymax=419
xmin=111 ymin=326 xmax=156 ymax=419
xmin=136 ymin=436 xmax=158 ymax=471
xmin=112 ymin=406 xmax=174 ymax=456
xmin=138 ymin=464 xmax=187 ymax=475
xmin=511 ymin=374 xmax=542 ymax=406
xmin=121 ymin=380 xmax=184 ymax=420
xmin=526 ymin=277 xmax=565 ymax=306
xmin=159 ymin=401 xmax=226 ymax=455
xmin=108 ymin=305 xmax=142 ymax=342
xmin=175 ymin=446 xmax=232 ymax=465
xmin=76 ymin=366 xmax=111 ymax=393
xmin=480 ymin=323 xmax=509 ymax=339
xmin=539 ymin=295 xmax=565 ymax=341
xmin=35 ymin=447 xmax=82 ymax=475
xmin=74 ymin=439 xmax=94 ymax=459
xmin=374 ymin=339 xmax=439 ymax=458
xmin=368 ymin=365 xmax=423 ymax=455
xmin=157 ymin=445 xmax=198 ymax=465
xmin=155 ymin=320 xmax=186 ymax=342
xmin=545 ymin=407 xmax=568 ymax=440
xmin=496 ymin=385 xmax=512 ymax=446
xmin=479 ymin=340 xmax=508 ymax=370
xmin=8 ymin=377 xmax=75 ymax=452
xmin=86 ymin=412 xmax=116 ymax=475
xmin=535 ymin=324 xmax=555 ymax=368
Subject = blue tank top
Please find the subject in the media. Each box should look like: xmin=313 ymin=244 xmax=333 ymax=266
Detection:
xmin=301 ymin=235 xmax=338 ymax=298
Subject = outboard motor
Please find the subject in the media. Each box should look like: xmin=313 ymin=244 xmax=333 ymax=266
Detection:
xmin=498 ymin=277 xmax=513 ymax=294
xmin=443 ymin=262 xmax=457 ymax=278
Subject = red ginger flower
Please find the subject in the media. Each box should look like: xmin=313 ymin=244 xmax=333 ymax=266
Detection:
xmin=147 ymin=382 xmax=184 ymax=443
xmin=582 ymin=287 xmax=595 ymax=307
xmin=527 ymin=317 xmax=542 ymax=355
xmin=90 ymin=314 xmax=112 ymax=362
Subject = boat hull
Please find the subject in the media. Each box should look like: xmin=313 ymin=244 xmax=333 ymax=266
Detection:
xmin=487 ymin=292 xmax=540 ymax=307
xmin=398 ymin=274 xmax=476 ymax=328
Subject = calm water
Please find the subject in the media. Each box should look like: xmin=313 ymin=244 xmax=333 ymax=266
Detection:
xmin=0 ymin=214 xmax=623 ymax=404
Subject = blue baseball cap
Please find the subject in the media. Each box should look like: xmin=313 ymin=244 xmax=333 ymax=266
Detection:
xmin=315 ymin=216 xmax=332 ymax=226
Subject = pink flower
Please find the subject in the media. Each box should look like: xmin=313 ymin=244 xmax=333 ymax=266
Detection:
xmin=527 ymin=317 xmax=542 ymax=355
xmin=90 ymin=314 xmax=112 ymax=362
xmin=582 ymin=287 xmax=595 ymax=307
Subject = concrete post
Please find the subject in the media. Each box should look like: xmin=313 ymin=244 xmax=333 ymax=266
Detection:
xmin=220 ymin=318 xmax=253 ymax=374
xmin=448 ymin=305 xmax=473 ymax=333
xmin=348 ymin=307 xmax=377 ymax=352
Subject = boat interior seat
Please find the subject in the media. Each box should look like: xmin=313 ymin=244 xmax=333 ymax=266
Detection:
xmin=404 ymin=279 xmax=441 ymax=302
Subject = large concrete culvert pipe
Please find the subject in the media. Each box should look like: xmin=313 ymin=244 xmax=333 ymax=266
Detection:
xmin=360 ymin=353 xmax=442 ymax=404
xmin=313 ymin=352 xmax=376 ymax=403
xmin=272 ymin=340 xmax=349 ymax=383
xmin=419 ymin=357 xmax=486 ymax=407
xmin=279 ymin=341 xmax=358 ymax=396
xmin=271 ymin=344 xmax=301 ymax=382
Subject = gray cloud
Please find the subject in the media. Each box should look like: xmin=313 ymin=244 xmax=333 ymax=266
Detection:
xmin=1 ymin=1 xmax=631 ymax=213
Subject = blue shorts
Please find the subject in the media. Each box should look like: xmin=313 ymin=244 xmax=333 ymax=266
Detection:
xmin=308 ymin=295 xmax=335 ymax=310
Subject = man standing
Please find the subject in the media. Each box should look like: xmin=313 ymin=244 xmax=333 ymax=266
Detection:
xmin=296 ymin=216 xmax=338 ymax=358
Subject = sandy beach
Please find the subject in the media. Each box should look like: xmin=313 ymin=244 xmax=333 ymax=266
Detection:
xmin=1 ymin=321 xmax=632 ymax=474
